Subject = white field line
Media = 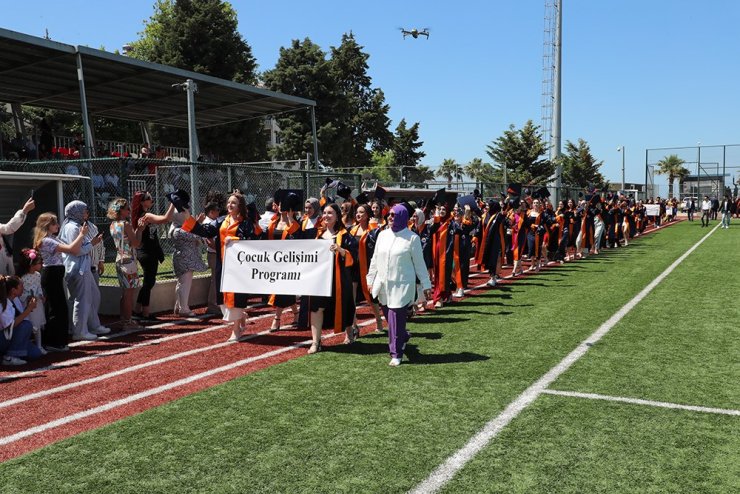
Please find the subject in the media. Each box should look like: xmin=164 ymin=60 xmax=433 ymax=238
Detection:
xmin=0 ymin=318 xmax=377 ymax=447
xmin=542 ymin=389 xmax=740 ymax=416
xmin=409 ymin=223 xmax=719 ymax=494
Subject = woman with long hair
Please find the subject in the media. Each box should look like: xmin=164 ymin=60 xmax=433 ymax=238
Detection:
xmin=32 ymin=212 xmax=86 ymax=351
xmin=181 ymin=191 xmax=263 ymax=342
xmin=108 ymin=198 xmax=144 ymax=329
xmin=350 ymin=203 xmax=384 ymax=332
xmin=307 ymin=203 xmax=358 ymax=353
xmin=430 ymin=201 xmax=457 ymax=307
xmin=479 ymin=200 xmax=506 ymax=287
xmin=296 ymin=197 xmax=323 ymax=329
xmin=131 ymin=191 xmax=175 ymax=322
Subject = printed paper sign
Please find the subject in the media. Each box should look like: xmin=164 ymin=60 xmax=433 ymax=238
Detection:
xmin=221 ymin=239 xmax=333 ymax=296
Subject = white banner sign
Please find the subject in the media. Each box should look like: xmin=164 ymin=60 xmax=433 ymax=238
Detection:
xmin=645 ymin=204 xmax=660 ymax=216
xmin=221 ymin=239 xmax=334 ymax=296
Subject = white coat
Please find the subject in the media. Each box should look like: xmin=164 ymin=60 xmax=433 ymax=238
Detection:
xmin=366 ymin=228 xmax=432 ymax=309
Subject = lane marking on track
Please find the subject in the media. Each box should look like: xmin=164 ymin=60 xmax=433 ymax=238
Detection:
xmin=409 ymin=223 xmax=719 ymax=494
xmin=542 ymin=389 xmax=740 ymax=416
xmin=0 ymin=318 xmax=378 ymax=447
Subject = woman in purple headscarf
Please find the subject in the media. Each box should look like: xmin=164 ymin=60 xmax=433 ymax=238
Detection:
xmin=367 ymin=203 xmax=432 ymax=366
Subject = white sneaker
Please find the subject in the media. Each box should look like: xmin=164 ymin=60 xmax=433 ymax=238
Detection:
xmin=389 ymin=358 xmax=402 ymax=367
xmin=2 ymin=356 xmax=27 ymax=366
xmin=486 ymin=279 xmax=497 ymax=287
xmin=434 ymin=301 xmax=443 ymax=309
xmin=90 ymin=326 xmax=111 ymax=335
xmin=72 ymin=332 xmax=98 ymax=341
xmin=453 ymin=288 xmax=465 ymax=298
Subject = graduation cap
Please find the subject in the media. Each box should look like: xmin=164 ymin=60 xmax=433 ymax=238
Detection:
xmin=523 ymin=187 xmax=532 ymax=197
xmin=588 ymin=194 xmax=602 ymax=206
xmin=431 ymin=188 xmax=446 ymax=206
xmin=473 ymin=188 xmax=481 ymax=199
xmin=166 ymin=189 xmax=191 ymax=212
xmin=274 ymin=189 xmax=304 ymax=212
xmin=507 ymin=183 xmax=522 ymax=197
xmin=508 ymin=197 xmax=521 ymax=209
xmin=356 ymin=191 xmax=369 ymax=205
xmin=488 ymin=199 xmax=501 ymax=213
xmin=578 ymin=191 xmax=584 ymax=199
xmin=458 ymin=194 xmax=481 ymax=215
xmin=373 ymin=185 xmax=387 ymax=201
xmin=443 ymin=191 xmax=458 ymax=207
xmin=532 ymin=187 xmax=551 ymax=199
xmin=336 ymin=182 xmax=352 ymax=200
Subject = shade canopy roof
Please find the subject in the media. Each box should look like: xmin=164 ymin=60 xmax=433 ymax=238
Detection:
xmin=0 ymin=28 xmax=315 ymax=129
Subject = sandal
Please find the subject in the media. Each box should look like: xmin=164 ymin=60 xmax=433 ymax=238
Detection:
xmin=307 ymin=342 xmax=322 ymax=354
xmin=270 ymin=317 xmax=281 ymax=332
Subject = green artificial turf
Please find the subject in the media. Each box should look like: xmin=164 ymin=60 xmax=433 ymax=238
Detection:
xmin=1 ymin=221 xmax=735 ymax=493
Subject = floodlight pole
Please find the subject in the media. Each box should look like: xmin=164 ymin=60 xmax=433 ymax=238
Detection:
xmin=618 ymin=145 xmax=625 ymax=190
xmin=183 ymin=79 xmax=200 ymax=213
xmin=550 ymin=0 xmax=563 ymax=203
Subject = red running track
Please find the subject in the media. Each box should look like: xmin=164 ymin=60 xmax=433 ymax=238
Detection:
xmin=0 ymin=221 xmax=678 ymax=462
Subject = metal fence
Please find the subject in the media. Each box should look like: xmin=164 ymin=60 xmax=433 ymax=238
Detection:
xmin=646 ymin=144 xmax=740 ymax=201
xmin=391 ymin=180 xmax=604 ymax=203
xmin=0 ymin=157 xmax=361 ymax=280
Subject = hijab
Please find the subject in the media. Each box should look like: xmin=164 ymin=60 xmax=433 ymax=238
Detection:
xmin=391 ymin=204 xmax=409 ymax=232
xmin=414 ymin=208 xmax=426 ymax=229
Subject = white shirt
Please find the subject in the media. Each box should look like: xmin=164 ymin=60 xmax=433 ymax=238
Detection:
xmin=366 ymin=228 xmax=431 ymax=309
xmin=701 ymin=200 xmax=711 ymax=211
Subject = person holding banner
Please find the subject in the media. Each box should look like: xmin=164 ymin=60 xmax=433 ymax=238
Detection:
xmin=350 ymin=203 xmax=384 ymax=332
xmin=367 ymin=203 xmax=432 ymax=367
xmin=308 ymin=203 xmax=358 ymax=354
xmin=267 ymin=190 xmax=301 ymax=331
xmin=180 ymin=191 xmax=262 ymax=342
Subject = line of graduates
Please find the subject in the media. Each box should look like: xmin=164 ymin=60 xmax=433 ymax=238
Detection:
xmin=169 ymin=180 xmax=650 ymax=356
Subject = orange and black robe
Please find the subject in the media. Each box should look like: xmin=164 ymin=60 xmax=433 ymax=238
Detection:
xmin=183 ymin=214 xmax=263 ymax=308
xmin=452 ymin=217 xmax=477 ymax=289
xmin=578 ymin=206 xmax=595 ymax=251
xmin=267 ymin=217 xmax=301 ymax=308
xmin=350 ymin=223 xmax=377 ymax=303
xmin=510 ymin=212 xmax=527 ymax=261
xmin=411 ymin=221 xmax=433 ymax=269
xmin=524 ymin=211 xmax=544 ymax=259
xmin=430 ymin=215 xmax=456 ymax=299
xmin=309 ymin=228 xmax=358 ymax=333
xmin=480 ymin=212 xmax=506 ymax=274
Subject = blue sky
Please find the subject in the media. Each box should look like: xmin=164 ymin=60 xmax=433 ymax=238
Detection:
xmin=4 ymin=0 xmax=740 ymax=189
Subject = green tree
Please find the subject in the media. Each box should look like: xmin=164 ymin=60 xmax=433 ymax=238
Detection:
xmin=464 ymin=157 xmax=493 ymax=189
xmin=329 ymin=33 xmax=393 ymax=168
xmin=486 ymin=120 xmax=553 ymax=184
xmin=392 ymin=119 xmax=426 ymax=183
xmin=263 ymin=38 xmax=338 ymax=165
xmin=364 ymin=149 xmax=395 ymax=182
xmin=128 ymin=0 xmax=266 ymax=161
xmin=560 ymin=138 xmax=608 ymax=189
xmin=656 ymin=154 xmax=690 ymax=198
xmin=436 ymin=158 xmax=463 ymax=187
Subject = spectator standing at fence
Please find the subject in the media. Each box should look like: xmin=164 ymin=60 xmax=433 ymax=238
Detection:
xmin=170 ymin=211 xmax=207 ymax=317
xmin=1 ymin=197 xmax=35 ymax=275
xmin=701 ymin=195 xmax=711 ymax=227
xmin=202 ymin=202 xmax=221 ymax=314
xmin=109 ymin=198 xmax=144 ymax=330
xmin=259 ymin=197 xmax=278 ymax=231
xmin=33 ymin=212 xmax=85 ymax=351
xmin=1 ymin=275 xmax=43 ymax=366
xmin=367 ymin=204 xmax=432 ymax=366
xmin=720 ymin=195 xmax=732 ymax=229
xmin=140 ymin=143 xmax=150 ymax=159
xmin=86 ymin=221 xmax=110 ymax=335
xmin=59 ymin=201 xmax=109 ymax=341
xmin=131 ymin=191 xmax=175 ymax=322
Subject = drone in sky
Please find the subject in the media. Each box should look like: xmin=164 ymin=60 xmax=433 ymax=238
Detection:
xmin=400 ymin=28 xmax=430 ymax=39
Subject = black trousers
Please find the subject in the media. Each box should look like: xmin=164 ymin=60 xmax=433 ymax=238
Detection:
xmin=136 ymin=255 xmax=159 ymax=307
xmin=41 ymin=265 xmax=68 ymax=347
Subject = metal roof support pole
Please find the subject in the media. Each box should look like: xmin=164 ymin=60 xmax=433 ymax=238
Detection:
xmin=75 ymin=52 xmax=94 ymax=159
xmin=184 ymin=79 xmax=200 ymax=214
xmin=310 ymin=106 xmax=319 ymax=170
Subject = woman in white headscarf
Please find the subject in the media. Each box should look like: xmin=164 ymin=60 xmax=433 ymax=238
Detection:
xmin=58 ymin=200 xmax=108 ymax=341
xmin=170 ymin=211 xmax=208 ymax=317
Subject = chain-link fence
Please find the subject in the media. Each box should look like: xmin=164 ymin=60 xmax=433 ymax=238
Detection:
xmin=646 ymin=144 xmax=740 ymax=202
xmin=389 ymin=180 xmax=600 ymax=203
xmin=0 ymin=157 xmax=361 ymax=282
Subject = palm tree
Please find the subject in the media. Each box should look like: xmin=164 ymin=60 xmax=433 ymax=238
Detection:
xmin=656 ymin=154 xmax=687 ymax=198
xmin=464 ymin=158 xmax=485 ymax=189
xmin=436 ymin=158 xmax=460 ymax=187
